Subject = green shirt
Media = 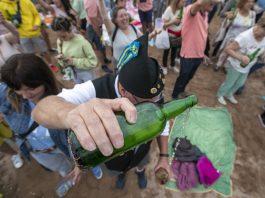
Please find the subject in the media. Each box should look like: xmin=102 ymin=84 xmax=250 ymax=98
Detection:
xmin=57 ymin=34 xmax=97 ymax=70
xmin=72 ymin=0 xmax=86 ymax=20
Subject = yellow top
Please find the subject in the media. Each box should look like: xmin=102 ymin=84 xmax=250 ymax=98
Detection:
xmin=0 ymin=0 xmax=41 ymax=38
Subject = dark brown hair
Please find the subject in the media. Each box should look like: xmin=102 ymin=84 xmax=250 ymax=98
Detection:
xmin=111 ymin=7 xmax=127 ymax=26
xmin=0 ymin=54 xmax=60 ymax=111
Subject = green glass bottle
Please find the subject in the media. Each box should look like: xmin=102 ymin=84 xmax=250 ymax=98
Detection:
xmin=240 ymin=48 xmax=261 ymax=68
xmin=177 ymin=7 xmax=183 ymax=20
xmin=68 ymin=95 xmax=198 ymax=169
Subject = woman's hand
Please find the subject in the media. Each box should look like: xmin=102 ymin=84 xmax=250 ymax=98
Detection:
xmin=65 ymin=166 xmax=82 ymax=185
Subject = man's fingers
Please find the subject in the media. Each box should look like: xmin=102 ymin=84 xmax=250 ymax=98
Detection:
xmin=102 ymin=98 xmax=137 ymax=124
xmin=69 ymin=115 xmax=96 ymax=151
xmin=93 ymin=101 xmax=124 ymax=149
xmin=79 ymin=101 xmax=114 ymax=156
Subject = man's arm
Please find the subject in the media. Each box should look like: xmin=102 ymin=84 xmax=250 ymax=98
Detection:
xmin=190 ymin=0 xmax=212 ymax=16
xmin=225 ymin=41 xmax=250 ymax=65
xmin=32 ymin=97 xmax=137 ymax=156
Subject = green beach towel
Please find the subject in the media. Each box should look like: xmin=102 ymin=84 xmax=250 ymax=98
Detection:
xmin=166 ymin=106 xmax=236 ymax=197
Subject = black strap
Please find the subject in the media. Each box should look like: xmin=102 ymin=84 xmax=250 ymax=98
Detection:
xmin=17 ymin=121 xmax=39 ymax=139
xmin=112 ymin=24 xmax=137 ymax=42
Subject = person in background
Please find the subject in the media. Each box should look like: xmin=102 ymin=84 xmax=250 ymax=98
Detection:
xmin=109 ymin=0 xmax=127 ymax=18
xmin=84 ymin=0 xmax=113 ymax=73
xmin=153 ymin=0 xmax=169 ymax=19
xmin=214 ymin=0 xmax=255 ymax=71
xmin=161 ymin=0 xmax=184 ymax=75
xmin=0 ymin=0 xmax=52 ymax=64
xmin=217 ymin=16 xmax=265 ymax=105
xmin=135 ymin=0 xmax=153 ymax=33
xmin=171 ymin=0 xmax=216 ymax=99
xmin=98 ymin=0 xmax=160 ymax=69
xmin=38 ymin=0 xmax=80 ymax=28
xmin=71 ymin=0 xmax=87 ymax=32
xmin=51 ymin=17 xmax=98 ymax=83
xmin=0 ymin=54 xmax=103 ymax=197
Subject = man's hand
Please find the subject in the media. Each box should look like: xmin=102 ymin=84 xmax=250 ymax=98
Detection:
xmin=64 ymin=98 xmax=137 ymax=156
xmin=240 ymin=55 xmax=250 ymax=65
xmin=154 ymin=156 xmax=174 ymax=182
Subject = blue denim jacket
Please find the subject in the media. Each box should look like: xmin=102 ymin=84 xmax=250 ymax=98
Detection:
xmin=0 ymin=83 xmax=70 ymax=157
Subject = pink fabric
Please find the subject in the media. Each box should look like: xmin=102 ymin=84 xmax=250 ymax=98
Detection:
xmin=180 ymin=5 xmax=208 ymax=58
xmin=138 ymin=0 xmax=153 ymax=12
xmin=83 ymin=0 xmax=103 ymax=25
xmin=196 ymin=156 xmax=222 ymax=187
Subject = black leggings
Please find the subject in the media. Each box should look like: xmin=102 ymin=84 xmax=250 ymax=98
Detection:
xmin=162 ymin=47 xmax=178 ymax=67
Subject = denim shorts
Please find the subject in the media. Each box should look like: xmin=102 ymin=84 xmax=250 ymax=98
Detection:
xmin=86 ymin=25 xmax=105 ymax=51
xmin=138 ymin=9 xmax=153 ymax=23
xmin=20 ymin=36 xmax=48 ymax=53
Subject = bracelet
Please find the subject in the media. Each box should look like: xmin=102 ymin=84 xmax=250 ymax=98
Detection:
xmin=159 ymin=153 xmax=169 ymax=157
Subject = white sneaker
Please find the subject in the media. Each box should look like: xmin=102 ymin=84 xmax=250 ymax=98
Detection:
xmin=11 ymin=154 xmax=23 ymax=169
xmin=172 ymin=66 xmax=179 ymax=73
xmin=218 ymin=96 xmax=227 ymax=105
xmin=226 ymin=95 xmax=238 ymax=104
xmin=162 ymin=67 xmax=167 ymax=75
xmin=175 ymin=58 xmax=180 ymax=65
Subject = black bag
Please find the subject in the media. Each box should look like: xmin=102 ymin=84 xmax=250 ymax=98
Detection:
xmin=169 ymin=37 xmax=182 ymax=48
xmin=172 ymin=137 xmax=201 ymax=162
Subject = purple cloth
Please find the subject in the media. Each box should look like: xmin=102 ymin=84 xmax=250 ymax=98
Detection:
xmin=171 ymin=160 xmax=199 ymax=190
xmin=196 ymin=156 xmax=222 ymax=187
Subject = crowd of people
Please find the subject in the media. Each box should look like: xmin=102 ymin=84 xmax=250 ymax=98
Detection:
xmin=0 ymin=0 xmax=265 ymax=197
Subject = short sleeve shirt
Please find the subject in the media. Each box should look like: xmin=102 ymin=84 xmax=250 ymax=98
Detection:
xmin=228 ymin=28 xmax=265 ymax=73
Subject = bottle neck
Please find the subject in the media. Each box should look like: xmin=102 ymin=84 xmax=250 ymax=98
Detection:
xmin=160 ymin=95 xmax=198 ymax=119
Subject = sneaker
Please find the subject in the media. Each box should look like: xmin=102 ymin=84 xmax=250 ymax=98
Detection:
xmin=258 ymin=114 xmax=265 ymax=128
xmin=162 ymin=67 xmax=167 ymax=75
xmin=11 ymin=154 xmax=23 ymax=169
xmin=101 ymin=65 xmax=113 ymax=73
xmin=90 ymin=166 xmax=103 ymax=180
xmin=217 ymin=96 xmax=227 ymax=105
xmin=175 ymin=57 xmax=180 ymax=65
xmin=172 ymin=66 xmax=179 ymax=73
xmin=116 ymin=173 xmax=126 ymax=189
xmin=56 ymin=179 xmax=74 ymax=197
xmin=135 ymin=169 xmax=147 ymax=189
xmin=226 ymin=95 xmax=238 ymax=104
xmin=214 ymin=65 xmax=219 ymax=72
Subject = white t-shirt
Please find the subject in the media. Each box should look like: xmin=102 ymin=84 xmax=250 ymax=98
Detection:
xmin=0 ymin=35 xmax=20 ymax=68
xmin=58 ymin=77 xmax=169 ymax=136
xmin=112 ymin=25 xmax=139 ymax=61
xmin=228 ymin=27 xmax=265 ymax=73
xmin=162 ymin=6 xmax=182 ymax=35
